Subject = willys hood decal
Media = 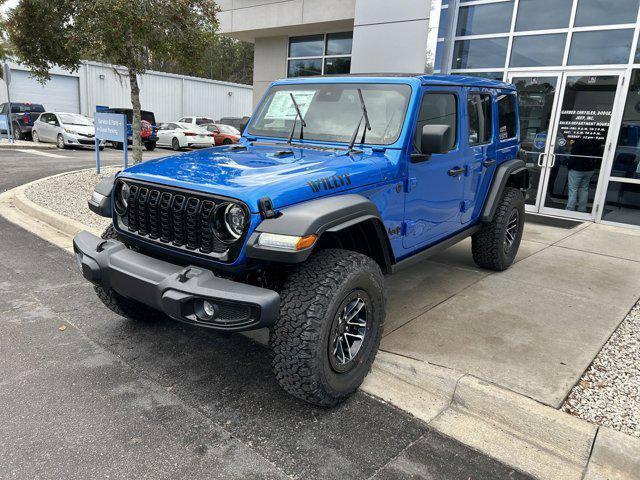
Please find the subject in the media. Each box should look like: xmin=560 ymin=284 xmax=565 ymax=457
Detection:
xmin=120 ymin=143 xmax=398 ymax=213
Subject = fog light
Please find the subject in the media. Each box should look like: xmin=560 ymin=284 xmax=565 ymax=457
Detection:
xmin=195 ymin=300 xmax=218 ymax=321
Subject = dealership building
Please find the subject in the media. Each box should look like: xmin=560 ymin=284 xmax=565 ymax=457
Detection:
xmin=220 ymin=0 xmax=640 ymax=229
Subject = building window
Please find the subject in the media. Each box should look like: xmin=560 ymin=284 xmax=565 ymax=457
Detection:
xmin=287 ymin=32 xmax=352 ymax=77
xmin=568 ymin=29 xmax=634 ymax=65
xmin=455 ymin=1 xmax=514 ymax=36
xmin=574 ymin=0 xmax=640 ymax=27
xmin=515 ymin=0 xmax=573 ymax=32
xmin=453 ymin=37 xmax=508 ymax=69
xmin=509 ymin=33 xmax=567 ymax=68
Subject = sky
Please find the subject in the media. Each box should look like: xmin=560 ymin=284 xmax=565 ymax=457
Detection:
xmin=1 ymin=0 xmax=18 ymax=13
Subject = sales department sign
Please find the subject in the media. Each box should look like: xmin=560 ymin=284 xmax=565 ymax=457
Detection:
xmin=556 ymin=108 xmax=612 ymax=151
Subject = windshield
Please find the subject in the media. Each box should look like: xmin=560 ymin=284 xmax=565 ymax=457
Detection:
xmin=217 ymin=124 xmax=240 ymax=135
xmin=249 ymin=83 xmax=412 ymax=146
xmin=59 ymin=114 xmax=93 ymax=126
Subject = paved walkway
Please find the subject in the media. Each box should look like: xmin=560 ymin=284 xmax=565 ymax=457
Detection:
xmin=384 ymin=217 xmax=640 ymax=407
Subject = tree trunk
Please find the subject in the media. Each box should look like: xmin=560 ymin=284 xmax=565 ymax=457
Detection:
xmin=128 ymin=70 xmax=143 ymax=164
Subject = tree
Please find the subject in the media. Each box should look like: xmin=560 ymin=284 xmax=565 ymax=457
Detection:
xmin=5 ymin=0 xmax=218 ymax=163
xmin=0 ymin=4 xmax=11 ymax=79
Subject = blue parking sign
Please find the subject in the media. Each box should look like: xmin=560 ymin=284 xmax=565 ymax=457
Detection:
xmin=94 ymin=112 xmax=128 ymax=173
xmin=0 ymin=114 xmax=9 ymax=141
xmin=94 ymin=112 xmax=126 ymax=142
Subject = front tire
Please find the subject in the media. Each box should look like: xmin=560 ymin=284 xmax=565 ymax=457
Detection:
xmin=472 ymin=187 xmax=525 ymax=271
xmin=56 ymin=134 xmax=66 ymax=149
xmin=270 ymin=249 xmax=385 ymax=407
xmin=93 ymin=225 xmax=162 ymax=322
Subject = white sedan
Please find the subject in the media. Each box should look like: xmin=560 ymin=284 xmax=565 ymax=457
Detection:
xmin=32 ymin=112 xmax=106 ymax=149
xmin=157 ymin=122 xmax=217 ymax=151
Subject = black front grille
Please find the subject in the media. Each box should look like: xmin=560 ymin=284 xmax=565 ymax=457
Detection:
xmin=117 ymin=181 xmax=246 ymax=262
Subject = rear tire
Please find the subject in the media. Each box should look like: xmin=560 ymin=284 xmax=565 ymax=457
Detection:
xmin=144 ymin=141 xmax=156 ymax=151
xmin=32 ymin=130 xmax=40 ymax=143
xmin=270 ymin=249 xmax=385 ymax=407
xmin=171 ymin=138 xmax=182 ymax=151
xmin=12 ymin=125 xmax=23 ymax=141
xmin=222 ymin=138 xmax=232 ymax=145
xmin=472 ymin=187 xmax=525 ymax=271
xmin=93 ymin=225 xmax=163 ymax=322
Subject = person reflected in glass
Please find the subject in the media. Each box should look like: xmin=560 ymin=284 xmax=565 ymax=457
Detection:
xmin=566 ymin=138 xmax=596 ymax=212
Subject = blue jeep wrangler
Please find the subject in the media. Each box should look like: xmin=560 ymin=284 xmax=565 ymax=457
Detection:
xmin=74 ymin=74 xmax=528 ymax=406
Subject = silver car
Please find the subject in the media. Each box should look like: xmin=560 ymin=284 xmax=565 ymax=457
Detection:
xmin=33 ymin=112 xmax=105 ymax=149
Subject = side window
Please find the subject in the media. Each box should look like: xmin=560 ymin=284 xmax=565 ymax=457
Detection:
xmin=178 ymin=118 xmax=187 ymax=123
xmin=39 ymin=113 xmax=48 ymax=123
xmin=498 ymin=94 xmax=517 ymax=140
xmin=467 ymin=93 xmax=492 ymax=145
xmin=415 ymin=93 xmax=458 ymax=153
xmin=0 ymin=104 xmax=6 ymax=114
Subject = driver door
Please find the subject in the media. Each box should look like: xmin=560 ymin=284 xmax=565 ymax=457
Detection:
xmin=403 ymin=88 xmax=465 ymax=249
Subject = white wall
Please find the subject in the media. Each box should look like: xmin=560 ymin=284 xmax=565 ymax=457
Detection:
xmin=351 ymin=0 xmax=430 ymax=74
xmin=1 ymin=60 xmax=253 ymax=123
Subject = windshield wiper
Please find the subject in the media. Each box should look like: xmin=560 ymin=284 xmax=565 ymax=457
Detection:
xmin=287 ymin=93 xmax=307 ymax=144
xmin=348 ymin=88 xmax=372 ymax=153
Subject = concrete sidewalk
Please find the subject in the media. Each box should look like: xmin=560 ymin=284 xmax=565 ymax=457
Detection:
xmin=383 ymin=217 xmax=640 ymax=408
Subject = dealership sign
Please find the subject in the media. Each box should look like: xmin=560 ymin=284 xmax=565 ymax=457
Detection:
xmin=94 ymin=112 xmax=128 ymax=173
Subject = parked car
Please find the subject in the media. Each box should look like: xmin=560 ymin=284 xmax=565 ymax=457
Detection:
xmin=77 ymin=74 xmax=528 ymax=407
xmin=33 ymin=112 xmax=106 ymax=150
xmin=101 ymin=108 xmax=158 ymax=151
xmin=219 ymin=116 xmax=251 ymax=133
xmin=0 ymin=102 xmax=45 ymax=140
xmin=178 ymin=116 xmax=216 ymax=126
xmin=202 ymin=123 xmax=241 ymax=145
xmin=157 ymin=122 xmax=217 ymax=150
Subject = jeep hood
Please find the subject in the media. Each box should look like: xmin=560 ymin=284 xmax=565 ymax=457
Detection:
xmin=121 ymin=143 xmax=397 ymax=213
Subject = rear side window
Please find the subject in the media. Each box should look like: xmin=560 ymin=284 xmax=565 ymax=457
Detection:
xmin=416 ymin=93 xmax=458 ymax=152
xmin=467 ymin=93 xmax=492 ymax=145
xmin=498 ymin=94 xmax=517 ymax=140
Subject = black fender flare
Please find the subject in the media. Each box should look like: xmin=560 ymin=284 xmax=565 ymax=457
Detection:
xmin=481 ymin=159 xmax=529 ymax=223
xmin=87 ymin=175 xmax=116 ymax=218
xmin=246 ymin=194 xmax=392 ymax=268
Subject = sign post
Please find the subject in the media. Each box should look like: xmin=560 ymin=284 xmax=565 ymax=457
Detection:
xmin=94 ymin=112 xmax=127 ymax=174
xmin=2 ymin=63 xmax=14 ymax=143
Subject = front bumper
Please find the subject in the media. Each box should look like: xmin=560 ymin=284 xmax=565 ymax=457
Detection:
xmin=73 ymin=231 xmax=280 ymax=331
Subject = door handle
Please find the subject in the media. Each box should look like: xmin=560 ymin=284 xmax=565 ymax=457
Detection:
xmin=448 ymin=167 xmax=466 ymax=177
xmin=482 ymin=159 xmax=496 ymax=167
xmin=549 ymin=153 xmax=556 ymax=167
xmin=537 ymin=153 xmax=546 ymax=167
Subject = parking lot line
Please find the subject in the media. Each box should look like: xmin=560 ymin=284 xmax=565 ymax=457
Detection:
xmin=15 ymin=149 xmax=70 ymax=159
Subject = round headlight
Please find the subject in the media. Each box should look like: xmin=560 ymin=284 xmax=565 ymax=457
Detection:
xmin=115 ymin=182 xmax=130 ymax=215
xmin=224 ymin=203 xmax=246 ymax=239
xmin=212 ymin=202 xmax=247 ymax=243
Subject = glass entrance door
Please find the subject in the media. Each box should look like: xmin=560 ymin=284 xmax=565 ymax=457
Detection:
xmin=540 ymin=73 xmax=625 ymax=219
xmin=508 ymin=73 xmax=563 ymax=212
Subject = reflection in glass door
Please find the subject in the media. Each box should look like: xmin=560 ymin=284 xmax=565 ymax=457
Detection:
xmin=508 ymin=73 xmax=563 ymax=211
xmin=541 ymin=74 xmax=623 ymax=219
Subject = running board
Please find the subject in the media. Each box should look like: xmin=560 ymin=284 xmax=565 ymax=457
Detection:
xmin=391 ymin=225 xmax=480 ymax=274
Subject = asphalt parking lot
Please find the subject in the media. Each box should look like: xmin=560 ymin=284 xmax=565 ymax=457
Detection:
xmin=0 ymin=148 xmax=534 ymax=479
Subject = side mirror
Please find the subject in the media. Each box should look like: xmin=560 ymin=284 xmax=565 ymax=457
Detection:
xmin=420 ymin=124 xmax=451 ymax=155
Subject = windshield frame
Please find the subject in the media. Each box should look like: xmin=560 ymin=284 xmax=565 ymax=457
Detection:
xmin=248 ymin=81 xmax=415 ymax=148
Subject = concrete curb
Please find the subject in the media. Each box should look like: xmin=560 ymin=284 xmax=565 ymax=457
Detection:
xmin=364 ymin=352 xmax=640 ymax=480
xmin=3 ymin=171 xmax=640 ymax=480
xmin=0 ymin=140 xmax=57 ymax=150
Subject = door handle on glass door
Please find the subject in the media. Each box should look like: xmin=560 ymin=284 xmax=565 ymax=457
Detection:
xmin=549 ymin=153 xmax=556 ymax=167
xmin=537 ymin=153 xmax=546 ymax=167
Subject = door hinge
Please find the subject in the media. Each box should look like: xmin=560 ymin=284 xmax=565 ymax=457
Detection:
xmin=404 ymin=177 xmax=417 ymax=193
